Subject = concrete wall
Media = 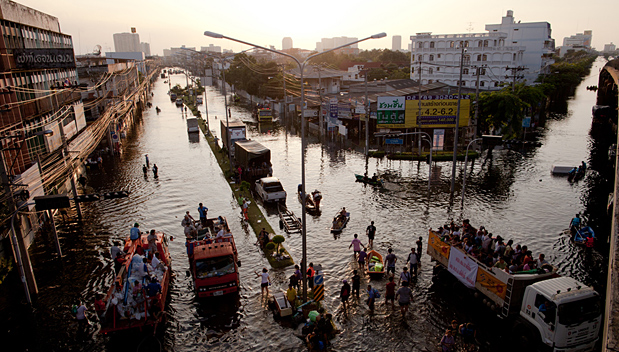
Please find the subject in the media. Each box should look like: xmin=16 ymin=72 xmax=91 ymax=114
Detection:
xmin=0 ymin=0 xmax=60 ymax=32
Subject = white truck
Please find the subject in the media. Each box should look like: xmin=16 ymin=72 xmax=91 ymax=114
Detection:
xmin=427 ymin=230 xmax=601 ymax=351
xmin=255 ymin=177 xmax=286 ymax=203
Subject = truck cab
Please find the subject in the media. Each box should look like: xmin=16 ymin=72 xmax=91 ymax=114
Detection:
xmin=255 ymin=177 xmax=286 ymax=203
xmin=520 ymin=277 xmax=601 ymax=351
xmin=192 ymin=241 xmax=239 ymax=297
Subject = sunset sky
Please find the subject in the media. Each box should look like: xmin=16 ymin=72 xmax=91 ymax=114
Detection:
xmin=16 ymin=0 xmax=618 ymax=55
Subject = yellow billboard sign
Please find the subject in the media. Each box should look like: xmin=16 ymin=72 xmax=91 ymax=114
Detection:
xmin=402 ymin=95 xmax=470 ymax=128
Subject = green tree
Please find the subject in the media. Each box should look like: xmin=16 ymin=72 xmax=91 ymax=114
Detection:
xmin=272 ymin=235 xmax=285 ymax=253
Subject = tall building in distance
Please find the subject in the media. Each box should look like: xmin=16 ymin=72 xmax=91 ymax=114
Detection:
xmin=140 ymin=42 xmax=151 ymax=56
xmin=485 ymin=10 xmax=555 ymax=82
xmin=282 ymin=37 xmax=293 ymax=50
xmin=603 ymin=43 xmax=616 ymax=53
xmin=113 ymin=30 xmax=140 ymax=52
xmin=201 ymin=44 xmax=221 ymax=53
xmin=392 ymin=35 xmax=402 ymax=51
xmin=316 ymin=37 xmax=359 ymax=54
xmin=562 ymin=30 xmax=593 ymax=49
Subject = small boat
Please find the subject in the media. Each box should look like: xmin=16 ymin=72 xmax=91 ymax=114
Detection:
xmin=331 ymin=210 xmax=349 ymax=233
xmin=366 ymin=250 xmax=385 ymax=278
xmin=573 ymin=226 xmax=595 ymax=246
xmin=298 ymin=191 xmax=317 ymax=213
xmin=355 ymin=174 xmax=383 ymax=186
xmin=99 ymin=230 xmax=171 ymax=334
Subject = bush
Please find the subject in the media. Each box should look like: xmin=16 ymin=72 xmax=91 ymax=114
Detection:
xmin=272 ymin=235 xmax=285 ymax=252
xmin=265 ymin=242 xmax=275 ymax=250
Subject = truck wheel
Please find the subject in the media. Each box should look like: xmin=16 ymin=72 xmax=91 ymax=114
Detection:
xmin=513 ymin=323 xmax=539 ymax=349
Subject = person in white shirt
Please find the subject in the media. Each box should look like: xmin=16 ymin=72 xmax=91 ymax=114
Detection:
xmin=255 ymin=267 xmax=271 ymax=296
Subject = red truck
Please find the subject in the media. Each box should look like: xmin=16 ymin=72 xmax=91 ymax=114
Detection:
xmin=185 ymin=216 xmax=240 ymax=297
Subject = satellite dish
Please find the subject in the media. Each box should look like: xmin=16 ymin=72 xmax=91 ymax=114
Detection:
xmin=93 ymin=45 xmax=102 ymax=56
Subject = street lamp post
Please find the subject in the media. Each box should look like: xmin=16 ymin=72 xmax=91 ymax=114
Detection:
xmin=450 ymin=45 xmax=467 ymax=195
xmin=460 ymin=138 xmax=482 ymax=208
xmin=205 ymin=30 xmax=386 ymax=302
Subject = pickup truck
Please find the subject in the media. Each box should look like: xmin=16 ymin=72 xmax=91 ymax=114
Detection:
xmin=255 ymin=177 xmax=286 ymax=203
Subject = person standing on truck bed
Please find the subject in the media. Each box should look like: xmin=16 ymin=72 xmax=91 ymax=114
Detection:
xmin=198 ymin=203 xmax=208 ymax=226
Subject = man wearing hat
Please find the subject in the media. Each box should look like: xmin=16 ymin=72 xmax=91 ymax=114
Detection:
xmin=130 ymin=223 xmax=141 ymax=243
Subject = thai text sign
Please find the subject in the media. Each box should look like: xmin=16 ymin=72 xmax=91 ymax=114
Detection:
xmin=404 ymin=95 xmax=470 ymax=128
xmin=447 ymin=247 xmax=478 ymax=288
xmin=377 ymin=96 xmax=405 ymax=127
xmin=428 ymin=231 xmax=450 ymax=259
xmin=476 ymin=267 xmax=507 ymax=300
xmin=329 ymin=98 xmax=338 ymax=118
xmin=13 ymin=48 xmax=76 ymax=69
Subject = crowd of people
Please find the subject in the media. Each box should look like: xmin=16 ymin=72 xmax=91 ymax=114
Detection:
xmin=434 ymin=219 xmax=553 ymax=274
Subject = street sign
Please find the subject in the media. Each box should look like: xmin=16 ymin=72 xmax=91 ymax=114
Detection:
xmin=313 ymin=274 xmax=324 ymax=286
xmin=385 ymin=138 xmax=403 ymax=145
xmin=313 ymin=284 xmax=324 ymax=301
xmin=522 ymin=116 xmax=531 ymax=128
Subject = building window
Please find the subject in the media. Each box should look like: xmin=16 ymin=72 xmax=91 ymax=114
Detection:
xmin=429 ymin=68 xmax=433 ymax=74
xmin=513 ymin=53 xmax=516 ymax=61
xmin=429 ymin=54 xmax=434 ymax=61
xmin=478 ymin=41 xmax=483 ymax=47
xmin=418 ymin=54 xmax=422 ymax=62
xmin=480 ymin=81 xmax=485 ymax=87
xmin=483 ymin=40 xmax=488 ymax=47
xmin=411 ymin=67 xmax=414 ymax=74
xmin=476 ymin=54 xmax=481 ymax=61
xmin=418 ymin=42 xmax=423 ymax=48
xmin=428 ymin=80 xmax=433 ymax=84
xmin=464 ymin=55 xmax=470 ymax=64
xmin=430 ymin=41 xmax=435 ymax=48
xmin=494 ymin=81 xmax=499 ymax=87
xmin=514 ymin=28 xmax=519 ymax=31
xmin=463 ymin=68 xmax=469 ymax=74
xmin=437 ymin=54 xmax=441 ymax=58
xmin=450 ymin=41 xmax=455 ymax=48
xmin=464 ymin=40 xmax=469 ymax=47
xmin=494 ymin=40 xmax=497 ymax=46
xmin=480 ymin=68 xmax=486 ymax=75
xmin=436 ymin=67 xmax=440 ymax=72
xmin=482 ymin=54 xmax=487 ymax=61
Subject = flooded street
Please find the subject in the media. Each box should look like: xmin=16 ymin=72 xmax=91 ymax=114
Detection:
xmin=2 ymin=57 xmax=612 ymax=351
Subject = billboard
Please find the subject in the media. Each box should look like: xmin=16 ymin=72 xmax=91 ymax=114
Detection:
xmin=403 ymin=95 xmax=470 ymax=128
xmin=376 ymin=96 xmax=405 ymax=127
xmin=13 ymin=48 xmax=76 ymax=69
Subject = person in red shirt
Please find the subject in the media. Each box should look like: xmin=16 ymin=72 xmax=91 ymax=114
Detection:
xmin=385 ymin=276 xmax=396 ymax=309
xmin=94 ymin=293 xmax=105 ymax=320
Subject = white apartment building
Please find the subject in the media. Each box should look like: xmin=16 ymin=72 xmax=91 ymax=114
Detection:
xmin=485 ymin=10 xmax=555 ymax=83
xmin=563 ymin=30 xmax=592 ymax=48
xmin=409 ymin=31 xmax=524 ymax=89
xmin=200 ymin=44 xmax=221 ymax=53
xmin=603 ymin=43 xmax=616 ymax=53
xmin=113 ymin=32 xmax=140 ymax=52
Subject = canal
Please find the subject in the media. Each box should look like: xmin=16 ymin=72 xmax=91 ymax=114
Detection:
xmin=1 ymin=57 xmax=612 ymax=351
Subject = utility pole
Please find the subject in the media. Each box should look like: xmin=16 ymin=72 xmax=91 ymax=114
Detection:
xmin=450 ymin=45 xmax=467 ymax=195
xmin=505 ymin=65 xmax=524 ymax=91
xmin=473 ymin=65 xmax=483 ymax=139
xmin=281 ymin=64 xmax=287 ymax=121
xmin=317 ymin=66 xmax=323 ymax=135
xmin=58 ymin=125 xmax=82 ymax=221
xmin=364 ymin=71 xmax=369 ymax=156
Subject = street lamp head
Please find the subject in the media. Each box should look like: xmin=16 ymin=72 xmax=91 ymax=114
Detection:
xmin=204 ymin=31 xmax=223 ymax=39
xmin=371 ymin=32 xmax=387 ymax=39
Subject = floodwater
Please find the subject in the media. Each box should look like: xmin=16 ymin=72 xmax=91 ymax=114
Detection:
xmin=1 ymin=57 xmax=612 ymax=351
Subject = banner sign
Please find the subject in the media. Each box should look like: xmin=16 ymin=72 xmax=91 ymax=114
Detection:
xmin=377 ymin=96 xmax=405 ymax=127
xmin=404 ymin=95 xmax=470 ymax=128
xmin=428 ymin=231 xmax=450 ymax=259
xmin=329 ymin=98 xmax=338 ymax=118
xmin=385 ymin=138 xmax=403 ymax=145
xmin=13 ymin=48 xmax=76 ymax=69
xmin=447 ymin=247 xmax=478 ymax=288
xmin=433 ymin=129 xmax=445 ymax=151
xmin=476 ymin=267 xmax=507 ymax=300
